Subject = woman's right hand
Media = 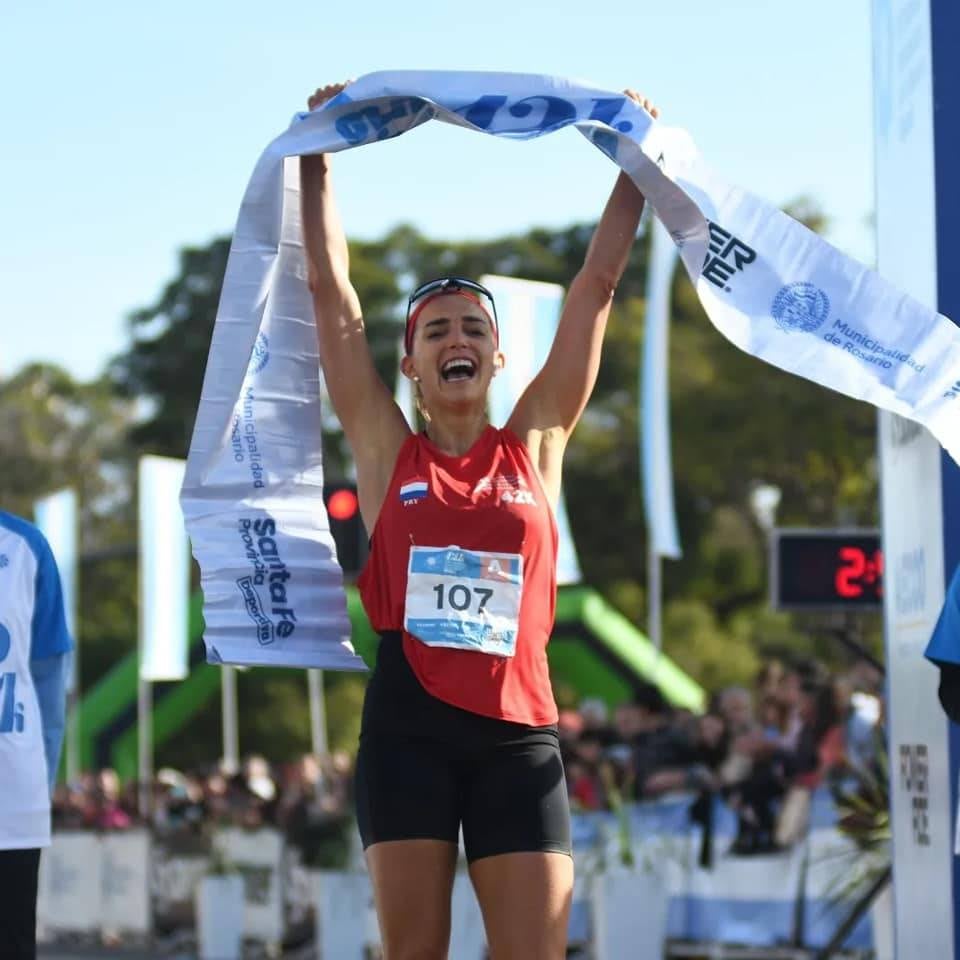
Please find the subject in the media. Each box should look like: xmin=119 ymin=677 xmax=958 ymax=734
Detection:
xmin=307 ymin=81 xmax=351 ymax=112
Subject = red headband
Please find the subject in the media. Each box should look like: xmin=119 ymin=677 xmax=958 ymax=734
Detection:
xmin=404 ymin=290 xmax=498 ymax=354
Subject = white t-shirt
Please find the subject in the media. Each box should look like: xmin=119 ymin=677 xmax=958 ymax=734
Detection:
xmin=0 ymin=511 xmax=72 ymax=849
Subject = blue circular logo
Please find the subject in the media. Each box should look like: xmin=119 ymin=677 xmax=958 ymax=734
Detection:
xmin=0 ymin=623 xmax=10 ymax=663
xmin=248 ymin=332 xmax=270 ymax=375
xmin=771 ymin=282 xmax=831 ymax=333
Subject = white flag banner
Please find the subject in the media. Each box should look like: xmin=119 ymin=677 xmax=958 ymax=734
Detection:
xmin=394 ymin=337 xmax=418 ymax=428
xmin=33 ymin=488 xmax=79 ymax=689
xmin=482 ymin=274 xmax=582 ymax=584
xmin=184 ymin=70 xmax=960 ymax=669
xmin=140 ymin=456 xmax=190 ymax=681
xmin=641 ymin=219 xmax=682 ymax=560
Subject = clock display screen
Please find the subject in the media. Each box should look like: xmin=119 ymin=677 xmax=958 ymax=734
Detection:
xmin=774 ymin=531 xmax=883 ymax=610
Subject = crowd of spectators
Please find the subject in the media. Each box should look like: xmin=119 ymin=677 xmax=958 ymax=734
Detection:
xmin=51 ymin=752 xmax=357 ymax=867
xmin=561 ymin=655 xmax=885 ymax=855
xmin=51 ymin=655 xmax=884 ymax=861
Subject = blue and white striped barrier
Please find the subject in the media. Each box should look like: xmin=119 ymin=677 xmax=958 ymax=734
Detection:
xmin=569 ymin=787 xmax=881 ymax=952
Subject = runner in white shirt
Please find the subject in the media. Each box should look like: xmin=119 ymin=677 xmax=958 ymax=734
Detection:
xmin=0 ymin=510 xmax=72 ymax=960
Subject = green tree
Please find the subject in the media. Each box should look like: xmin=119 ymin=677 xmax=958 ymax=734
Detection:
xmin=110 ymin=239 xmax=232 ymax=458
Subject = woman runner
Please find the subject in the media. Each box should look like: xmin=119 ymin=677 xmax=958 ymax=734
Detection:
xmin=301 ymin=80 xmax=659 ymax=959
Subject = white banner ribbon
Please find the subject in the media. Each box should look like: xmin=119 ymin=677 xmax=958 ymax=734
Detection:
xmin=183 ymin=70 xmax=960 ymax=669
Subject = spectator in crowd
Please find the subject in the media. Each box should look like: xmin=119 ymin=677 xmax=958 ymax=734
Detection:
xmin=91 ymin=768 xmax=132 ymax=831
xmin=715 ymin=687 xmax=759 ymax=784
xmin=630 ymin=683 xmax=707 ymax=798
xmin=557 ymin=708 xmax=585 ymax=754
xmin=755 ymin=660 xmax=786 ymax=701
xmin=772 ymin=659 xmax=807 ymax=752
xmin=612 ymin=700 xmax=643 ymax=744
xmin=153 ymin=768 xmax=206 ymax=833
xmin=705 ymin=685 xmax=785 ymax=854
xmin=758 ymin=692 xmax=790 ymax=741
xmin=791 ymin=677 xmax=846 ymax=791
xmin=838 ymin=660 xmax=883 ymax=770
xmin=578 ymin=697 xmax=615 ymax=745
xmin=568 ymin=730 xmax=609 ymax=811
xmin=279 ymin=752 xmax=356 ymax=867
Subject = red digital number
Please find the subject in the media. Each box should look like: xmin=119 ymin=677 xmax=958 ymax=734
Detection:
xmin=836 ymin=546 xmax=866 ymax=598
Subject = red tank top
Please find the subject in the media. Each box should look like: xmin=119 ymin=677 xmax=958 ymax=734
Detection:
xmin=357 ymin=425 xmax=559 ymax=725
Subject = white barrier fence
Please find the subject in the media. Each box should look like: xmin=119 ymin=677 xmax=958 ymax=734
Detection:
xmin=36 ymin=829 xmax=675 ymax=956
xmin=38 ymin=831 xmax=152 ymax=937
xmin=37 ymin=828 xmax=288 ymax=945
xmin=37 ymin=793 xmax=893 ymax=958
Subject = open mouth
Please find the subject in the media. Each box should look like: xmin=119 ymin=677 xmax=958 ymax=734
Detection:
xmin=441 ymin=358 xmax=477 ymax=382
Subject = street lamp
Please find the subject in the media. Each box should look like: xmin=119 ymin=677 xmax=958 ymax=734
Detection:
xmin=750 ymin=483 xmax=782 ymax=534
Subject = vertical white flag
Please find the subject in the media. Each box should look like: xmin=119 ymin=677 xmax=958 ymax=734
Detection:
xmin=394 ymin=335 xmax=418 ymax=428
xmin=33 ymin=488 xmax=78 ymax=689
xmin=641 ymin=219 xmax=682 ymax=559
xmin=140 ymin=456 xmax=190 ymax=681
xmin=482 ymin=274 xmax=582 ymax=585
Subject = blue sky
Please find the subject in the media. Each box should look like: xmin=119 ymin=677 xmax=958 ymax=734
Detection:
xmin=1 ymin=0 xmax=873 ymax=381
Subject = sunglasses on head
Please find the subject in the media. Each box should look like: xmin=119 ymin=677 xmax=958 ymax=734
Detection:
xmin=405 ymin=277 xmax=499 ymax=354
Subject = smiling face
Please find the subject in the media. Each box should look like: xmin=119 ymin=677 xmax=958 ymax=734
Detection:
xmin=401 ymin=293 xmax=504 ymax=415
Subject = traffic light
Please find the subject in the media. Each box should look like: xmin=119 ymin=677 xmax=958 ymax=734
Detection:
xmin=323 ymin=483 xmax=368 ymax=579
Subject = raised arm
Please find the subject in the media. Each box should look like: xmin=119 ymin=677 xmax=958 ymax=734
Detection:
xmin=508 ymin=91 xmax=658 ymax=501
xmin=300 ymin=84 xmax=410 ymax=529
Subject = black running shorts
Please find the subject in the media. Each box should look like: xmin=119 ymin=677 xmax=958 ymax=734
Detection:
xmin=0 ymin=847 xmax=41 ymax=960
xmin=354 ymin=632 xmax=571 ymax=863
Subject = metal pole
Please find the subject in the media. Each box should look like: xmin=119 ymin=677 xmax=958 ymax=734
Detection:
xmin=136 ymin=675 xmax=152 ymax=819
xmin=66 ymin=689 xmax=79 ymax=784
xmin=221 ymin=666 xmax=240 ymax=774
xmin=648 ymin=543 xmax=663 ymax=654
xmin=308 ymin=669 xmax=328 ymax=756
xmin=66 ymin=516 xmax=80 ymax=786
xmin=136 ymin=521 xmax=151 ymax=821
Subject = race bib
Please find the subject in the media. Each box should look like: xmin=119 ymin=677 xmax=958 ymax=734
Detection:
xmin=404 ymin=546 xmax=523 ymax=657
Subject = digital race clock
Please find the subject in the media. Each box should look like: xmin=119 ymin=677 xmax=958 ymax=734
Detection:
xmin=770 ymin=529 xmax=883 ymax=611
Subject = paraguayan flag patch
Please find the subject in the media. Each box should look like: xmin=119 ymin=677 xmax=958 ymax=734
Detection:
xmin=400 ymin=479 xmax=429 ymax=504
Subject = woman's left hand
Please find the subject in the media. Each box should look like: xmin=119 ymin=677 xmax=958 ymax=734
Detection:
xmin=623 ymin=89 xmax=660 ymax=119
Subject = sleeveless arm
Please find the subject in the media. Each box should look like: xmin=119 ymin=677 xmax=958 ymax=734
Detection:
xmin=508 ymin=171 xmax=646 ymax=501
xmin=300 ymin=154 xmax=410 ymax=529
